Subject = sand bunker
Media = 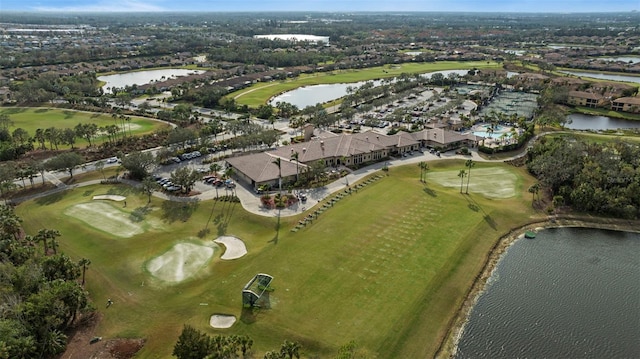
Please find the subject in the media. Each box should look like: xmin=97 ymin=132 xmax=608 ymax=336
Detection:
xmin=428 ymin=167 xmax=517 ymax=199
xmin=146 ymin=242 xmax=216 ymax=283
xmin=93 ymin=195 xmax=126 ymax=201
xmin=65 ymin=202 xmax=143 ymax=238
xmin=210 ymin=314 xmax=236 ymax=329
xmin=213 ymin=236 xmax=247 ymax=260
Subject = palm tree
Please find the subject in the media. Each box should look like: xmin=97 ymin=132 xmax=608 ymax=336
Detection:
xmin=528 ymin=183 xmax=540 ymax=206
xmin=423 ymin=162 xmax=430 ymax=183
xmin=458 ymin=169 xmax=466 ymax=194
xmin=465 ymin=159 xmax=475 ymax=194
xmin=209 ymin=163 xmax=222 ymax=176
xmin=290 ymin=151 xmax=300 ymax=183
xmin=79 ymin=258 xmax=91 ymax=286
xmin=418 ymin=161 xmax=429 ymax=183
xmin=272 ymin=157 xmax=282 ymax=193
xmin=34 ymin=228 xmax=61 ymax=256
xmin=126 ymin=116 xmax=132 ymax=137
xmin=280 ymin=340 xmax=301 ymax=359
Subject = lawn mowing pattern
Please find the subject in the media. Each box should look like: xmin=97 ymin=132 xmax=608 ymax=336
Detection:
xmin=16 ymin=163 xmax=537 ymax=358
xmin=264 ymin=173 xmax=490 ymax=355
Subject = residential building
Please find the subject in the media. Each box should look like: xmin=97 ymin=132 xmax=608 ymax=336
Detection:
xmin=611 ymin=97 xmax=640 ymax=113
xmin=567 ymin=91 xmax=606 ymax=108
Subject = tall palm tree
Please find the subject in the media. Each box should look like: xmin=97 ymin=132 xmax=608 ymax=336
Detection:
xmin=423 ymin=162 xmax=430 ymax=183
xmin=418 ymin=161 xmax=429 ymax=183
xmin=272 ymin=157 xmax=282 ymax=193
xmin=458 ymin=169 xmax=466 ymax=194
xmin=465 ymin=159 xmax=475 ymax=194
xmin=528 ymin=183 xmax=540 ymax=206
xmin=79 ymin=258 xmax=91 ymax=286
xmin=418 ymin=161 xmax=425 ymax=182
xmin=290 ymin=151 xmax=300 ymax=183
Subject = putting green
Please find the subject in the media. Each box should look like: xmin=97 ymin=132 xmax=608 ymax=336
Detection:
xmin=427 ymin=167 xmax=517 ymax=198
xmin=65 ymin=202 xmax=144 ymax=238
xmin=146 ymin=241 xmax=218 ymax=283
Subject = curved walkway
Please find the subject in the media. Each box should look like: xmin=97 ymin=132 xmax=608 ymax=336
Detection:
xmin=10 ymin=144 xmax=530 ymax=218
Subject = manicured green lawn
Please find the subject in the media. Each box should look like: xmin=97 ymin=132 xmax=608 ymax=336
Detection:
xmin=0 ymin=107 xmax=170 ymax=149
xmin=229 ymin=61 xmax=502 ymax=107
xmin=547 ymin=131 xmax=640 ymax=144
xmin=16 ymin=160 xmax=539 ymax=358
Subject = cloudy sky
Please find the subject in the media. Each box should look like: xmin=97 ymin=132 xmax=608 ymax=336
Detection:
xmin=1 ymin=0 xmax=638 ymax=13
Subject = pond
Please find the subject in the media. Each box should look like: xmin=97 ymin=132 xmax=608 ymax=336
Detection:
xmin=559 ymin=70 xmax=640 ymax=84
xmin=98 ymin=68 xmax=205 ymax=94
xmin=566 ymin=113 xmax=640 ymax=130
xmin=597 ymin=56 xmax=640 ymax=64
xmin=455 ymin=227 xmax=640 ymax=359
xmin=269 ymin=70 xmax=468 ymax=109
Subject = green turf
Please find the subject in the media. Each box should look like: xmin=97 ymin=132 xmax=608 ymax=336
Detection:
xmin=229 ymin=61 xmax=502 ymax=107
xmin=15 ymin=160 xmax=540 ymax=358
xmin=0 ymin=107 xmax=170 ymax=149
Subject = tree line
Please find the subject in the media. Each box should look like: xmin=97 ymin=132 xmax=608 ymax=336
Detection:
xmin=173 ymin=325 xmax=374 ymax=359
xmin=0 ymin=205 xmax=93 ymax=358
xmin=527 ymin=136 xmax=640 ymax=219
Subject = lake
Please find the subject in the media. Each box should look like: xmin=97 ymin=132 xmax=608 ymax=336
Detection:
xmin=269 ymin=70 xmax=468 ymax=109
xmin=566 ymin=113 xmax=640 ymax=130
xmin=598 ymin=56 xmax=640 ymax=64
xmin=455 ymin=227 xmax=640 ymax=359
xmin=559 ymin=70 xmax=640 ymax=84
xmin=98 ymin=68 xmax=205 ymax=94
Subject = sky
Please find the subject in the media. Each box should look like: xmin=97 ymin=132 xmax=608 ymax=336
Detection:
xmin=1 ymin=0 xmax=638 ymax=13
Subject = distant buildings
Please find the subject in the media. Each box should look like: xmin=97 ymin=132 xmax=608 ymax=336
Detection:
xmin=253 ymin=34 xmax=330 ymax=45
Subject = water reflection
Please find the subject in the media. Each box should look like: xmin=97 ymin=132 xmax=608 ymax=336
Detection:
xmin=559 ymin=70 xmax=640 ymax=84
xmin=269 ymin=70 xmax=468 ymax=109
xmin=566 ymin=113 xmax=640 ymax=130
xmin=98 ymin=68 xmax=205 ymax=94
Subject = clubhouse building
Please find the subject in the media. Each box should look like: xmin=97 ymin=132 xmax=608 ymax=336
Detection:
xmin=226 ymin=128 xmax=479 ymax=190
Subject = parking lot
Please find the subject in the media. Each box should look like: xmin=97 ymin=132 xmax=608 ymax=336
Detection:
xmin=152 ymin=151 xmax=229 ymax=195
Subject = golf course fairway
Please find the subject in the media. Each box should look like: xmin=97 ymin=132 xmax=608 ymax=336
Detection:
xmin=16 ymin=160 xmax=541 ymax=358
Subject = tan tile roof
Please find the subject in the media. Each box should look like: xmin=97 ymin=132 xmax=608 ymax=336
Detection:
xmin=568 ymin=91 xmax=603 ymax=100
xmin=612 ymin=96 xmax=640 ymax=105
xmin=226 ymin=152 xmax=305 ymax=182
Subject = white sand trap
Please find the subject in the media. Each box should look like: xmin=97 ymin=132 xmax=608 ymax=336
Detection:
xmin=93 ymin=195 xmax=126 ymax=202
xmin=65 ymin=202 xmax=143 ymax=238
xmin=213 ymin=236 xmax=247 ymax=260
xmin=146 ymin=242 xmax=215 ymax=283
xmin=210 ymin=314 xmax=236 ymax=329
xmin=427 ymin=167 xmax=517 ymax=199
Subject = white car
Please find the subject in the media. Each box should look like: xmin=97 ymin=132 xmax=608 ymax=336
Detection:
xmin=106 ymin=157 xmax=118 ymax=164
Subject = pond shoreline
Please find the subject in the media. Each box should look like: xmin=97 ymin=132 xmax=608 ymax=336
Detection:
xmin=436 ymin=213 xmax=640 ymax=358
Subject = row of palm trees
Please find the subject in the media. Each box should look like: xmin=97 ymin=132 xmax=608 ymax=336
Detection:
xmin=419 ymin=159 xmax=475 ymax=194
xmin=458 ymin=159 xmax=475 ymax=194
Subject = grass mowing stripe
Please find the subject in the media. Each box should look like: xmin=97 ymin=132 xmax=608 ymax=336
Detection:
xmin=15 ymin=161 xmax=538 ymax=358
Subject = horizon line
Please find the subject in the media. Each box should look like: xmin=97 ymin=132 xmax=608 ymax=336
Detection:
xmin=1 ymin=10 xmax=638 ymax=14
